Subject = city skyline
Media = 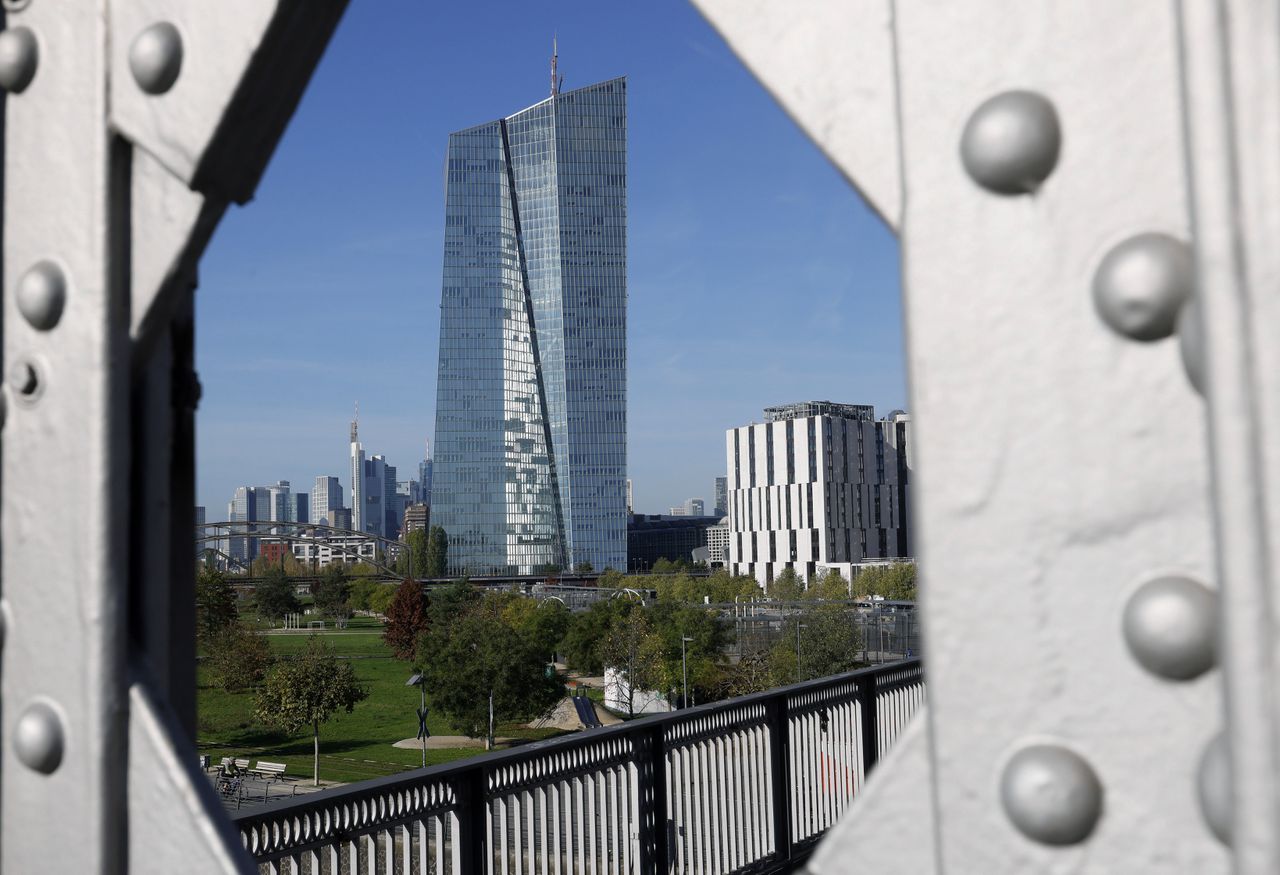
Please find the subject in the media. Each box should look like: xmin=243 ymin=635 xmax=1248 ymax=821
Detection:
xmin=193 ymin=1 xmax=905 ymax=517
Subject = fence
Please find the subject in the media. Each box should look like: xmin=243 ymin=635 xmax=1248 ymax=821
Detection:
xmin=233 ymin=659 xmax=924 ymax=874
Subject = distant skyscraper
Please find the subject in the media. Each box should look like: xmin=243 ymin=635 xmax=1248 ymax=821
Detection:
xmin=312 ymin=476 xmax=343 ymax=525
xmin=432 ymin=75 xmax=628 ymax=575
xmin=349 ymin=417 xmax=365 ymax=532
xmin=626 ymin=479 xmax=633 ymax=514
xmin=669 ymin=498 xmax=705 ymax=517
xmin=292 ymin=493 xmax=309 ymax=525
xmin=714 ymin=477 xmax=728 ymax=517
xmin=419 ymin=440 xmax=433 ymax=507
xmin=267 ymin=480 xmax=291 ymax=526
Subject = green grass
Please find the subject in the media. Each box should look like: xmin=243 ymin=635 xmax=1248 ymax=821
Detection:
xmin=197 ymin=626 xmax=567 ymax=784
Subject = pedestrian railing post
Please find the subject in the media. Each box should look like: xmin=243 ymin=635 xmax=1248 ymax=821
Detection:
xmin=636 ymin=725 xmax=670 ymax=874
xmin=859 ymin=672 xmax=880 ymax=776
xmin=457 ymin=766 xmax=488 ymax=875
xmin=766 ymin=697 xmax=793 ymax=862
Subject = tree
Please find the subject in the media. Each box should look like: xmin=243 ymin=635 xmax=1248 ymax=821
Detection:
xmin=416 ymin=598 xmax=563 ymax=748
xmin=600 ymin=608 xmax=665 ymax=717
xmin=313 ymin=564 xmax=352 ymax=628
xmin=502 ymin=597 xmax=571 ymax=662
xmin=572 ymin=560 xmax=594 ymax=575
xmin=254 ymin=565 xmax=300 ymax=623
xmin=348 ymin=577 xmax=380 ymax=612
xmin=195 ymin=566 xmax=238 ymax=645
xmin=774 ymin=605 xmax=865 ymax=684
xmin=768 ymin=567 xmax=804 ymax=601
xmin=560 ymin=599 xmax=628 ymax=674
xmin=255 ymin=636 xmax=369 ymax=785
xmin=425 ymin=526 xmax=449 ymax=577
xmin=406 ymin=529 xmax=430 ymax=578
xmin=804 ymin=568 xmax=849 ymax=601
xmin=596 ymin=569 xmax=627 ymax=590
xmin=646 ymin=602 xmax=732 ymax=706
xmin=851 ymin=562 xmax=918 ymax=601
xmin=206 ymin=624 xmax=273 ymax=692
xmin=368 ymin=584 xmax=396 ymax=617
xmin=383 ymin=579 xmax=430 ymax=661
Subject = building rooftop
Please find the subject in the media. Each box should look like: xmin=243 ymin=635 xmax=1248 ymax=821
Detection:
xmin=763 ymin=401 xmax=876 ymax=422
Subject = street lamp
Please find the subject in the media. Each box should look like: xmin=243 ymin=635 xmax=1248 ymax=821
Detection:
xmin=405 ymin=674 xmax=429 ymax=768
xmin=681 ymin=636 xmax=694 ymax=710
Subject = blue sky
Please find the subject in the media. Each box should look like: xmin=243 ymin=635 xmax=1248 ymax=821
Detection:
xmin=195 ymin=0 xmax=904 ymax=517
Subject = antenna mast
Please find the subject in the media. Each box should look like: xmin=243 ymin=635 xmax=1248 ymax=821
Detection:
xmin=550 ymin=34 xmax=561 ymax=96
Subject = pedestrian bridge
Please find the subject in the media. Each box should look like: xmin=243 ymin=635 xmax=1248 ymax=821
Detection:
xmin=233 ymin=660 xmax=924 ymax=873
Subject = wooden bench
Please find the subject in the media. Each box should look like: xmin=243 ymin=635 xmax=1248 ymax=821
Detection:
xmin=252 ymin=761 xmax=288 ymax=782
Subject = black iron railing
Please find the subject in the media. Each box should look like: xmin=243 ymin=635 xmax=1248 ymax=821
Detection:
xmin=233 ymin=658 xmax=924 ymax=874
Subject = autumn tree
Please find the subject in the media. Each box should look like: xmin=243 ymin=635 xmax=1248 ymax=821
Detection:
xmin=383 ymin=579 xmax=430 ymax=661
xmin=600 ymin=608 xmax=665 ymax=717
xmin=206 ymin=625 xmax=273 ymax=692
xmin=195 ymin=566 xmax=238 ymax=645
xmin=255 ymin=636 xmax=368 ymax=785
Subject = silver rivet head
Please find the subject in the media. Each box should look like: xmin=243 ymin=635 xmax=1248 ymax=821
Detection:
xmin=1178 ymin=297 xmax=1205 ymax=394
xmin=960 ymin=90 xmax=1061 ymax=195
xmin=1001 ymin=743 xmax=1103 ymax=845
xmin=13 ymin=699 xmax=65 ymax=774
xmin=129 ymin=22 xmax=182 ymax=95
xmin=1198 ymin=732 xmax=1231 ymax=845
xmin=1093 ymin=233 xmax=1193 ymax=341
xmin=1123 ymin=575 xmax=1217 ymax=680
xmin=9 ymin=359 xmax=40 ymax=402
xmin=16 ymin=260 xmax=66 ymax=331
xmin=0 ymin=26 xmax=38 ymax=93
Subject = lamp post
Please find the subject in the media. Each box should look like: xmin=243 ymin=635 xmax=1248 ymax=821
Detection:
xmin=405 ymin=674 xmax=428 ymax=768
xmin=681 ymin=636 xmax=694 ymax=709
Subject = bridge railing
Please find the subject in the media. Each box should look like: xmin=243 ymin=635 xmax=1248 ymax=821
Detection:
xmin=233 ymin=659 xmax=924 ymax=874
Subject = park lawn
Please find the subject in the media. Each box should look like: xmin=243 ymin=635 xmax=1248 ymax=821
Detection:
xmin=198 ymin=627 xmax=567 ymax=784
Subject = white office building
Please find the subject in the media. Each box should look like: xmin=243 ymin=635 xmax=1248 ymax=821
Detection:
xmin=669 ymin=498 xmax=705 ymax=517
xmin=706 ymin=518 xmax=730 ymax=567
xmin=725 ymin=402 xmax=912 ymax=586
xmin=312 ymin=476 xmax=343 ymax=527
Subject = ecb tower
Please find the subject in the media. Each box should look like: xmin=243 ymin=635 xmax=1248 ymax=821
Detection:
xmin=432 ymin=75 xmax=628 ymax=575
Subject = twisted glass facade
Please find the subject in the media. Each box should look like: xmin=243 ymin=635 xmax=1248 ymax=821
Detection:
xmin=433 ymin=78 xmax=627 ymax=575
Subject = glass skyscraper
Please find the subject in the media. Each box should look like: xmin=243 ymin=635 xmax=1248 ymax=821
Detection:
xmin=433 ymin=77 xmax=628 ymax=576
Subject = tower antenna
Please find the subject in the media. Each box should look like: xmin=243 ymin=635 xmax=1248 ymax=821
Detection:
xmin=550 ymin=34 xmax=561 ymax=97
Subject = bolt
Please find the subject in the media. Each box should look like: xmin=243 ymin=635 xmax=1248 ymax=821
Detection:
xmin=13 ymin=699 xmax=65 ymax=774
xmin=1000 ymin=743 xmax=1103 ymax=845
xmin=1197 ymin=732 xmax=1231 ymax=845
xmin=16 ymin=260 xmax=65 ymax=331
xmin=1093 ymin=233 xmax=1194 ymax=341
xmin=960 ymin=90 xmax=1061 ymax=195
xmin=9 ymin=359 xmax=39 ymax=400
xmin=129 ymin=22 xmax=182 ymax=95
xmin=0 ymin=26 xmax=37 ymax=93
xmin=1122 ymin=575 xmax=1217 ymax=680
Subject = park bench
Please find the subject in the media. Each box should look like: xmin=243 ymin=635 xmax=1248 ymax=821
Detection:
xmin=220 ymin=757 xmax=250 ymax=771
xmin=252 ymin=761 xmax=288 ymax=782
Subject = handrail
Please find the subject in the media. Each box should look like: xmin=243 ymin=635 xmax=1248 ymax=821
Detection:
xmin=233 ymin=658 xmax=924 ymax=873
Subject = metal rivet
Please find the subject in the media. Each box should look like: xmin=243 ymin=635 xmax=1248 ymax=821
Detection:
xmin=1123 ymin=575 xmax=1217 ymax=680
xmin=16 ymin=260 xmax=65 ymax=331
xmin=0 ymin=26 xmax=38 ymax=93
xmin=1093 ymin=233 xmax=1193 ymax=341
xmin=1178 ymin=297 xmax=1205 ymax=394
xmin=9 ymin=359 xmax=40 ymax=401
xmin=1197 ymin=732 xmax=1231 ymax=845
xmin=13 ymin=699 xmax=65 ymax=774
xmin=1000 ymin=743 xmax=1103 ymax=845
xmin=960 ymin=90 xmax=1061 ymax=195
xmin=129 ymin=22 xmax=182 ymax=95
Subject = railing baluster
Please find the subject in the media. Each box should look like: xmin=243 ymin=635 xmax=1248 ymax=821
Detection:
xmin=766 ymin=696 xmax=792 ymax=865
